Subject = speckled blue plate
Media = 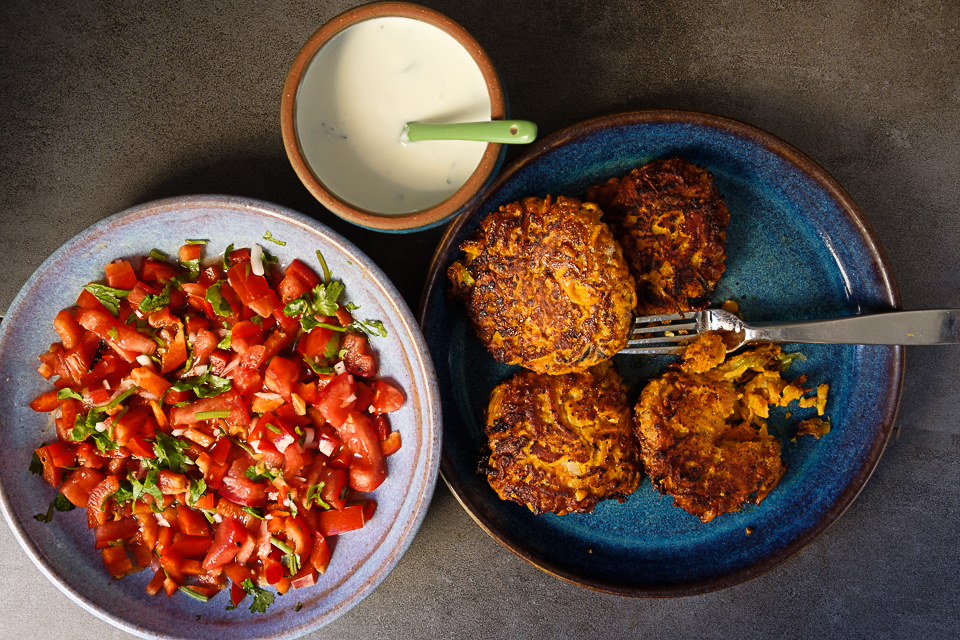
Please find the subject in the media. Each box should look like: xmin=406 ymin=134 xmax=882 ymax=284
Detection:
xmin=0 ymin=196 xmax=441 ymax=637
xmin=419 ymin=110 xmax=903 ymax=596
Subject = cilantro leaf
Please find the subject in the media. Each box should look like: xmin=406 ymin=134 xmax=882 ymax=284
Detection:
xmin=222 ymin=243 xmax=235 ymax=270
xmin=312 ymin=281 xmax=343 ymax=316
xmin=344 ymin=302 xmax=359 ymax=312
xmin=168 ymin=370 xmax=232 ymax=399
xmin=34 ymin=493 xmax=75 ymax=523
xmin=29 ymin=451 xmax=43 ymax=476
xmin=260 ymin=249 xmax=279 ymax=266
xmin=57 ymin=388 xmax=83 ymax=401
xmin=349 ymin=319 xmax=388 ymax=338
xmin=153 ymin=432 xmax=192 ymax=473
xmin=178 ymin=258 xmax=201 ymax=280
xmin=305 ymin=482 xmax=331 ymax=510
xmin=241 ymin=578 xmax=275 ymax=614
xmin=242 ymin=506 xmax=265 ymax=520
xmin=71 ymin=407 xmax=119 ymax=452
xmin=139 ymin=282 xmax=172 ymax=313
xmin=83 ymin=284 xmax=131 ymax=318
xmin=187 ymin=477 xmax=207 ymax=506
xmin=205 ymin=281 xmax=234 ymax=317
xmin=244 ymin=465 xmax=276 ymax=482
xmin=322 ymin=333 xmax=341 ymax=361
xmin=263 ymin=231 xmax=286 ymax=246
xmin=149 ymin=248 xmax=169 ymax=261
xmin=130 ymin=469 xmax=163 ymax=504
xmin=217 ymin=331 xmax=232 ymax=349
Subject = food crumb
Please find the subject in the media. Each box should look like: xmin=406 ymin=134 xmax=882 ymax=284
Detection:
xmin=745 ymin=527 xmax=754 ymax=535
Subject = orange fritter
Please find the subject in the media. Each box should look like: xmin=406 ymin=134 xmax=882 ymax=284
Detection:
xmin=587 ymin=157 xmax=729 ymax=315
xmin=481 ymin=361 xmax=642 ymax=515
xmin=448 ymin=196 xmax=636 ymax=375
xmin=634 ymin=334 xmax=828 ymax=523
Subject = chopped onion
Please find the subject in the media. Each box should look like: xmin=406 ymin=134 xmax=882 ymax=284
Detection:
xmin=222 ymin=355 xmax=241 ymax=376
xmin=140 ymin=390 xmax=159 ymax=401
xmin=155 ymin=514 xmax=171 ymax=528
xmin=94 ymin=422 xmax=107 ymax=432
xmin=343 ymin=393 xmax=357 ymax=405
xmin=193 ymin=364 xmax=208 ymax=376
xmin=334 ymin=361 xmax=347 ymax=375
xmin=302 ymin=427 xmax=315 ymax=447
xmin=212 ymin=514 xmax=223 ymax=524
xmin=251 ymin=243 xmax=265 ymax=276
xmin=267 ymin=492 xmax=279 ymax=501
xmin=103 ymin=379 xmax=111 ymax=391
xmin=171 ymin=428 xmax=185 ymax=437
xmin=136 ymin=355 xmax=152 ymax=366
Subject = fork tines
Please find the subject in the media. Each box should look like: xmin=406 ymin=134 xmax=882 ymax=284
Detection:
xmin=622 ymin=312 xmax=700 ymax=355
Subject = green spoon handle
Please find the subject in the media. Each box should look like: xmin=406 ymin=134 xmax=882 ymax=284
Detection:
xmin=405 ymin=120 xmax=537 ymax=144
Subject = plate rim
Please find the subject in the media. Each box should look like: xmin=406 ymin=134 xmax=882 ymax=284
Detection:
xmin=0 ymin=194 xmax=443 ymax=637
xmin=418 ymin=109 xmax=905 ymax=597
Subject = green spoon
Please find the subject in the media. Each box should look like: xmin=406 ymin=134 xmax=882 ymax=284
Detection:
xmin=403 ymin=120 xmax=537 ymax=144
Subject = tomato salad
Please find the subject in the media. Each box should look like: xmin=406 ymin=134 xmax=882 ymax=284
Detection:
xmin=28 ymin=238 xmax=404 ymax=613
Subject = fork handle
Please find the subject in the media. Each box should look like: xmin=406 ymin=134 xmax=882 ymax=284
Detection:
xmin=745 ymin=309 xmax=960 ymax=345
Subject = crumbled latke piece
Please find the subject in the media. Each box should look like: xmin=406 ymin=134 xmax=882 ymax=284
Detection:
xmin=448 ymin=196 xmax=636 ymax=375
xmin=481 ymin=361 xmax=641 ymax=515
xmin=635 ymin=336 xmax=831 ymax=523
xmin=796 ymin=417 xmax=831 ymax=439
xmin=681 ymin=332 xmax=726 ymax=373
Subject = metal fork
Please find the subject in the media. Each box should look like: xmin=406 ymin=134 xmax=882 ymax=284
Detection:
xmin=622 ymin=308 xmax=960 ymax=355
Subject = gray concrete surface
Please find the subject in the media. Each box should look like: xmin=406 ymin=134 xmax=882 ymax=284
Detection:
xmin=1 ymin=1 xmax=958 ymax=638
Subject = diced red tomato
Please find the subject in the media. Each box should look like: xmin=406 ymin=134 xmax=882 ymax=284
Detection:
xmin=27 ymin=242 xmax=405 ymax=610
xmin=104 ymin=261 xmax=138 ymax=290
xmin=53 ymin=310 xmax=85 ymax=350
xmin=372 ymin=380 xmax=404 ymax=414
xmin=341 ymin=333 xmax=377 ymax=377
xmin=317 ymin=505 xmax=365 ymax=537
xmin=335 ymin=411 xmax=387 ymax=492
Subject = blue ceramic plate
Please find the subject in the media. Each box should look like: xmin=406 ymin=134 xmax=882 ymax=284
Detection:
xmin=0 ymin=196 xmax=441 ymax=638
xmin=419 ymin=111 xmax=903 ymax=595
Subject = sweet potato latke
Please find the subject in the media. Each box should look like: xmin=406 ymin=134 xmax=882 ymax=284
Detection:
xmin=480 ymin=361 xmax=642 ymax=515
xmin=587 ymin=157 xmax=729 ymax=315
xmin=447 ymin=196 xmax=636 ymax=375
xmin=634 ymin=334 xmax=830 ymax=523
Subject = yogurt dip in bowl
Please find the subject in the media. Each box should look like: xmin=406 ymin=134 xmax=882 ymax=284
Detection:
xmin=282 ymin=2 xmax=508 ymax=232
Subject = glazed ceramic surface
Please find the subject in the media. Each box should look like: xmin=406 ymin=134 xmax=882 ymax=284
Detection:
xmin=419 ymin=111 xmax=903 ymax=595
xmin=0 ymin=196 xmax=441 ymax=638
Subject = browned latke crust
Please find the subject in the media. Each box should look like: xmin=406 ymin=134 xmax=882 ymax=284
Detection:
xmin=481 ymin=361 xmax=641 ymax=515
xmin=447 ymin=196 xmax=636 ymax=375
xmin=634 ymin=336 xmax=790 ymax=523
xmin=587 ymin=157 xmax=729 ymax=315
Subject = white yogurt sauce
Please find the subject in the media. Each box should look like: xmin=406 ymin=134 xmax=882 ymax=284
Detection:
xmin=295 ymin=17 xmax=492 ymax=215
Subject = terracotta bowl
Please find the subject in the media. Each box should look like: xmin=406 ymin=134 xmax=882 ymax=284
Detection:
xmin=281 ymin=2 xmax=507 ymax=233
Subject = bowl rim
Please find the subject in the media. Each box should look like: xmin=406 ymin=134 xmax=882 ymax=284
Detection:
xmin=280 ymin=1 xmax=507 ymax=232
xmin=418 ymin=108 xmax=905 ymax=597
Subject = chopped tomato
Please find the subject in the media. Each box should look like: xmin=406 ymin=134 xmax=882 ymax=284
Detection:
xmin=372 ymin=380 xmax=404 ymax=414
xmin=335 ymin=411 xmax=387 ymax=492
xmin=104 ymin=261 xmax=138 ymax=290
xmin=53 ymin=310 xmax=84 ymax=350
xmin=27 ymin=242 xmax=405 ymax=611
xmin=317 ymin=505 xmax=365 ymax=537
xmin=341 ymin=333 xmax=377 ymax=377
